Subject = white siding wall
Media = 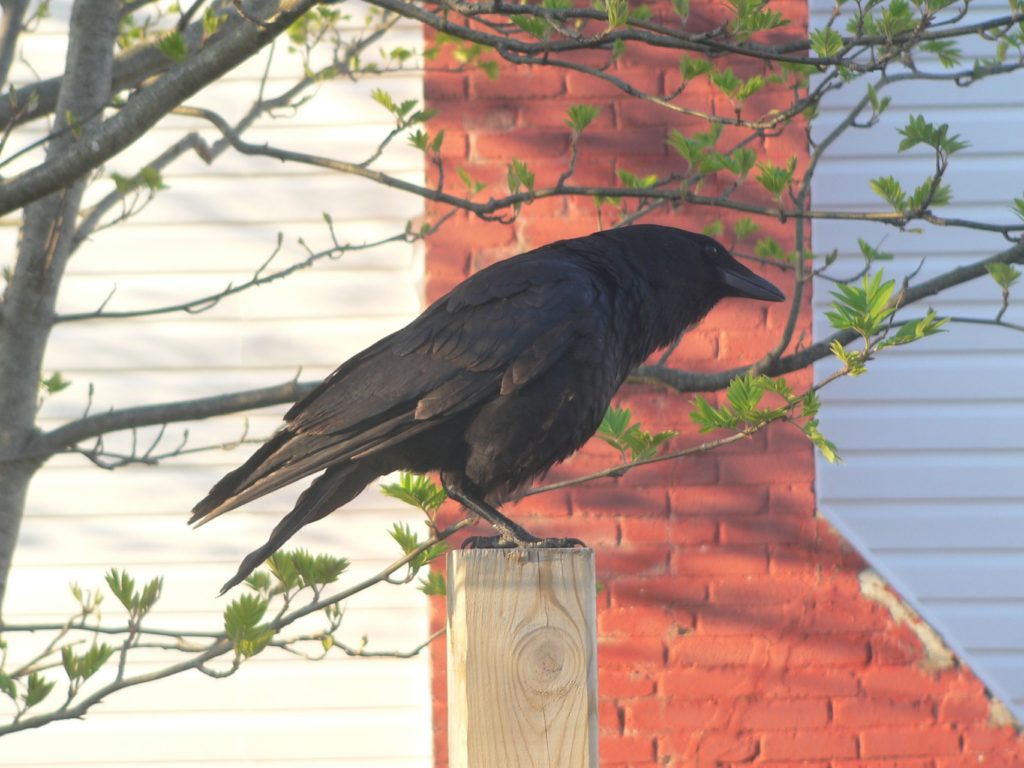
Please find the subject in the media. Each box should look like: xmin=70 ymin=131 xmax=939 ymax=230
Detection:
xmin=3 ymin=4 xmax=433 ymax=765
xmin=811 ymin=0 xmax=1024 ymax=719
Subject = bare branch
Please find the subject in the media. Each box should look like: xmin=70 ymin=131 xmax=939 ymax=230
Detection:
xmin=0 ymin=0 xmax=318 ymax=217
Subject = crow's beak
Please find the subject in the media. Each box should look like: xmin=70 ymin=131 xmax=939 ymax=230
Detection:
xmin=719 ymin=259 xmax=786 ymax=302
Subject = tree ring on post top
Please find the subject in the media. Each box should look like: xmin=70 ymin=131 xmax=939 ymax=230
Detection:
xmin=514 ymin=625 xmax=583 ymax=704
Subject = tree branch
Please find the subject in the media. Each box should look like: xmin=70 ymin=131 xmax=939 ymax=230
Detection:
xmin=0 ymin=0 xmax=317 ymax=217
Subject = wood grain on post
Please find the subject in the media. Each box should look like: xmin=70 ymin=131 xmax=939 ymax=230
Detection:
xmin=447 ymin=548 xmax=598 ymax=768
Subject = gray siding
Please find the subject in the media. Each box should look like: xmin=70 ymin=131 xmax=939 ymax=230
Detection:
xmin=811 ymin=0 xmax=1024 ymax=719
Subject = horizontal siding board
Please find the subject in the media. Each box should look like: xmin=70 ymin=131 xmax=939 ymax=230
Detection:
xmin=829 ymin=508 xmax=1024 ymax=550
xmin=44 ymin=316 xmax=410 ymax=370
xmin=55 ymin=269 xmax=421 ymax=319
xmin=818 ymin=404 xmax=1024 ymax=451
xmin=817 ymin=353 xmax=1024 ymax=401
xmin=1 ymin=708 xmax=433 ymax=764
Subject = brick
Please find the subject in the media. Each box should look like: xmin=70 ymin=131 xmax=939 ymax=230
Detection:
xmin=618 ymin=516 xmax=669 ymax=543
xmin=666 ymin=517 xmax=718 ymax=544
xmin=472 ymin=130 xmax=571 ymax=160
xmin=710 ymin=573 xmax=816 ymax=604
xmin=718 ymin=450 xmax=813 ymax=485
xmin=565 ymin=67 xmax=661 ymax=97
xmin=937 ymin=687 xmax=989 ymax=724
xmin=626 ymin=697 xmax=723 ymax=731
xmin=737 ymin=697 xmax=830 ymax=730
xmin=859 ymin=667 xmax=946 ymax=699
xmin=597 ymin=543 xmax=671 ymax=577
xmin=835 ymin=761 xmax=933 ymax=768
xmin=598 ymin=605 xmax=677 ymax=637
xmin=871 ymin=629 xmax=927 ymax=666
xmin=599 ymin=636 xmax=665 ymax=668
xmin=600 ymin=734 xmax=656 ymax=764
xmin=572 ymin=486 xmax=668 ymax=518
xmin=671 ymin=544 xmax=768 ymax=576
xmin=600 ymin=668 xmax=656 ymax=698
xmin=670 ymin=484 xmax=769 ymax=516
xmin=762 ymin=731 xmax=858 ymax=760
xmin=697 ymin=599 xmax=803 ymax=635
xmin=608 ymin=575 xmax=707 ymax=607
xmin=782 ymin=667 xmax=861 ymax=697
xmin=834 ymin=697 xmax=937 ymax=727
xmin=695 ymin=731 xmax=760 ymax=768
xmin=514 ymin=100 xmax=616 ymax=130
xmin=768 ymin=482 xmax=816 ymax=517
xmin=720 ymin=516 xmax=808 ymax=545
xmin=787 ymin=635 xmax=871 ymax=667
xmin=668 ymin=634 xmax=770 ymax=666
xmin=471 ymin=69 xmax=566 ymax=99
xmin=860 ymin=727 xmax=960 ymax=758
xmin=961 ymin=724 xmax=1024 ymax=759
xmin=661 ymin=667 xmax=758 ymax=698
xmin=424 ymin=72 xmax=466 ymax=100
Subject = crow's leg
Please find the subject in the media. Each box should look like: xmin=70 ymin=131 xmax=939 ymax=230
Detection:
xmin=441 ymin=477 xmax=584 ymax=549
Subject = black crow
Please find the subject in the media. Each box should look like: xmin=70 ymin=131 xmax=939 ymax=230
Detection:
xmin=191 ymin=224 xmax=784 ymax=592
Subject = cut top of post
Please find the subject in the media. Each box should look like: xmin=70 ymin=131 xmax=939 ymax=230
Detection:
xmin=447 ymin=548 xmax=598 ymax=768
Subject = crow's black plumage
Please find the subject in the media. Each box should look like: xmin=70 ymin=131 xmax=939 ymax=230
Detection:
xmin=191 ymin=224 xmax=784 ymax=592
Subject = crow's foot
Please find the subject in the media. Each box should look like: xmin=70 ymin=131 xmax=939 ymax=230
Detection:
xmin=462 ymin=535 xmax=586 ymax=550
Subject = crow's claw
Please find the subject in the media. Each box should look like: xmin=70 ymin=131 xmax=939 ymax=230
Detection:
xmin=461 ymin=535 xmax=586 ymax=550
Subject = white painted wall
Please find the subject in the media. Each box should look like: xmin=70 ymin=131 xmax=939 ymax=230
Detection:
xmin=811 ymin=0 xmax=1024 ymax=719
xmin=2 ymin=4 xmax=433 ymax=765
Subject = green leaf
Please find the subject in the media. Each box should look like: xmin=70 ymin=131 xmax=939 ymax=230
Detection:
xmin=139 ymin=166 xmax=167 ymax=191
xmin=755 ymin=157 xmax=797 ymax=201
xmin=105 ymin=568 xmax=136 ymax=611
xmin=733 ymin=217 xmax=759 ymax=240
xmin=566 ymin=104 xmax=600 ymax=134
xmin=603 ymin=0 xmax=629 ymax=29
xmin=1011 ymin=196 xmax=1024 ymax=223
xmin=877 ymin=309 xmax=948 ymax=350
xmin=158 ymin=31 xmax=188 ymax=63
xmin=0 ymin=672 xmax=16 ymax=700
xmin=597 ymin=405 xmax=677 ymax=461
xmin=419 ymin=569 xmax=447 ymax=596
xmin=810 ymin=27 xmax=844 ymax=58
xmin=703 ymin=220 xmax=724 ymax=238
xmin=62 ymin=642 xmax=114 ymax=683
xmin=920 ymin=39 xmax=962 ymax=68
xmin=869 ymin=175 xmax=906 ymax=211
xmin=380 ymin=472 xmax=447 ymax=513
xmin=986 ymin=262 xmax=1021 ymax=291
xmin=224 ymin=593 xmax=273 ymax=658
xmin=389 ymin=522 xmax=420 ymax=555
xmin=897 ymin=114 xmax=969 ymax=155
xmin=670 ymin=0 xmax=690 ymax=20
xmin=203 ymin=7 xmax=226 ymax=36
xmin=679 ymin=57 xmax=713 ymax=81
xmin=506 ymin=158 xmax=535 ymax=198
xmin=511 ymin=14 xmax=548 ymax=38
xmin=826 ymin=271 xmax=896 ymax=339
xmin=857 ymin=238 xmax=893 ymax=263
xmin=616 ymin=168 xmax=659 ymax=189
xmin=23 ymin=673 xmax=55 ymax=708
xmin=40 ymin=371 xmax=71 ymax=395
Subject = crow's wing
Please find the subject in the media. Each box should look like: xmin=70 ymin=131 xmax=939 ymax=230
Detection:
xmin=189 ymin=255 xmax=603 ymax=525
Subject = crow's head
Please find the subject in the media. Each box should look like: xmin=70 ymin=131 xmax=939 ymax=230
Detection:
xmin=689 ymin=231 xmax=786 ymax=303
xmin=591 ymin=224 xmax=786 ymax=353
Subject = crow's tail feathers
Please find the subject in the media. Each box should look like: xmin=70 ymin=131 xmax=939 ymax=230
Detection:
xmin=217 ymin=459 xmax=385 ymax=595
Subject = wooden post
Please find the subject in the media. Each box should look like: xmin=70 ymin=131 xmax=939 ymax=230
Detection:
xmin=447 ymin=548 xmax=598 ymax=768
